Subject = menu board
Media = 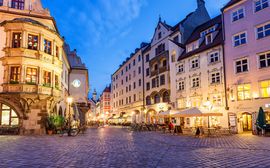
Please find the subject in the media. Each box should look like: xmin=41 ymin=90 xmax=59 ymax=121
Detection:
xmin=229 ymin=115 xmax=236 ymax=127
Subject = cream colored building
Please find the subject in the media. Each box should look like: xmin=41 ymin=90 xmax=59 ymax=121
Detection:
xmin=0 ymin=0 xmax=68 ymax=134
xmin=169 ymin=16 xmax=229 ymax=128
xmin=111 ymin=44 xmax=147 ymax=123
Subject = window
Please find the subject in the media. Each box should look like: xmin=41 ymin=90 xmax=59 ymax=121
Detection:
xmin=158 ymin=32 xmax=162 ymax=39
xmin=146 ymin=82 xmax=150 ymax=91
xmin=56 ymin=46 xmax=59 ymax=58
xmin=28 ymin=34 xmax=38 ymax=50
xmin=134 ymin=94 xmax=136 ymax=102
xmin=138 ymin=55 xmax=141 ymax=62
xmin=177 ymin=98 xmax=186 ymax=109
xmin=26 ymin=67 xmax=37 ymax=84
xmin=43 ymin=71 xmax=51 ymax=86
xmin=11 ymin=0 xmax=25 ymax=10
xmin=232 ymin=8 xmax=244 ymax=22
xmin=155 ymin=43 xmax=165 ymax=56
xmin=0 ymin=0 xmax=3 ymax=6
xmin=178 ymin=64 xmax=184 ymax=73
xmin=129 ymin=96 xmax=131 ymax=103
xmin=133 ymin=59 xmax=136 ymax=66
xmin=12 ymin=33 xmax=21 ymax=48
xmin=260 ymin=80 xmax=270 ymax=98
xmin=129 ymin=74 xmax=131 ymax=80
xmin=235 ymin=58 xmax=249 ymax=73
xmin=129 ymin=85 xmax=131 ymax=91
xmin=129 ymin=63 xmax=131 ymax=70
xmin=126 ymin=86 xmax=128 ymax=93
xmin=146 ymin=96 xmax=151 ymax=105
xmin=162 ymin=92 xmax=170 ymax=103
xmin=126 ymin=66 xmax=128 ymax=72
xmin=212 ymin=95 xmax=222 ymax=106
xmin=192 ymin=77 xmax=200 ymax=88
xmin=200 ymin=26 xmax=215 ymax=37
xmin=139 ymin=79 xmax=142 ymax=87
xmin=205 ymin=34 xmax=213 ymax=44
xmin=126 ymin=76 xmax=128 ymax=82
xmin=152 ymin=78 xmax=156 ymax=88
xmin=0 ymin=103 xmax=19 ymax=126
xmin=55 ymin=75 xmax=59 ymax=88
xmin=145 ymin=54 xmax=150 ymax=62
xmin=173 ymin=35 xmax=179 ymax=43
xmin=44 ymin=39 xmax=52 ymax=54
xmin=10 ymin=66 xmax=20 ymax=83
xmin=154 ymin=64 xmax=158 ymax=71
xmin=190 ymin=57 xmax=199 ymax=69
xmin=133 ymin=82 xmax=136 ymax=89
xmin=146 ymin=68 xmax=150 ymax=76
xmin=171 ymin=53 xmax=176 ymax=63
xmin=160 ymin=75 xmax=165 ymax=85
xmin=211 ymin=72 xmax=221 ymax=84
xmin=138 ymin=67 xmax=141 ymax=74
xmin=133 ymin=70 xmax=136 ymax=77
xmin=154 ymin=94 xmax=160 ymax=104
xmin=237 ymin=84 xmax=251 ymax=100
xmin=257 ymin=23 xmax=270 ymax=39
xmin=255 ymin=0 xmax=269 ymax=12
xmin=258 ymin=51 xmax=270 ymax=68
xmin=162 ymin=60 xmax=167 ymax=67
xmin=233 ymin=32 xmax=247 ymax=47
xmin=209 ymin=52 xmax=220 ymax=63
xmin=178 ymin=81 xmax=185 ymax=91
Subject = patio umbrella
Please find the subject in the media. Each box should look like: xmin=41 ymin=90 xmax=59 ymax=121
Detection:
xmin=256 ymin=107 xmax=266 ymax=129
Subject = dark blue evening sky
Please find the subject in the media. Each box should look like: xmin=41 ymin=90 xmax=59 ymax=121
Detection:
xmin=42 ymin=0 xmax=229 ymax=97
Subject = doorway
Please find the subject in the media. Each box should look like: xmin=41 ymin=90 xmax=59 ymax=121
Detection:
xmin=242 ymin=113 xmax=252 ymax=131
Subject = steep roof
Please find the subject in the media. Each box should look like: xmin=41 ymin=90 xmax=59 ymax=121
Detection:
xmin=222 ymin=0 xmax=242 ymax=11
xmin=64 ymin=43 xmax=87 ymax=70
xmin=178 ymin=15 xmax=223 ymax=61
xmin=103 ymin=86 xmax=111 ymax=93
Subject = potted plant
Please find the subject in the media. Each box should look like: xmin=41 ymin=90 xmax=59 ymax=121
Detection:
xmin=45 ymin=116 xmax=55 ymax=135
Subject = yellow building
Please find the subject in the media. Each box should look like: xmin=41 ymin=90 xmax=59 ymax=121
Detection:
xmin=0 ymin=0 xmax=65 ymax=134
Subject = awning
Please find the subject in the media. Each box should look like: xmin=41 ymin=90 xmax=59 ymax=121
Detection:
xmin=156 ymin=110 xmax=179 ymax=117
xmin=172 ymin=107 xmax=223 ymax=117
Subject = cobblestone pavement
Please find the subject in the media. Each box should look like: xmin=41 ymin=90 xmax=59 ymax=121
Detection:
xmin=1 ymin=127 xmax=270 ymax=168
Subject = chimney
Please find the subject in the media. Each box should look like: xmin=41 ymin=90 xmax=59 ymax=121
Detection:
xmin=197 ymin=0 xmax=205 ymax=8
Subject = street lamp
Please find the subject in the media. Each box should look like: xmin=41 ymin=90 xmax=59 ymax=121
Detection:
xmin=67 ymin=97 xmax=73 ymax=136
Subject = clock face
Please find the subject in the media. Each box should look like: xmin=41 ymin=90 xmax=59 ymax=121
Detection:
xmin=72 ymin=79 xmax=81 ymax=88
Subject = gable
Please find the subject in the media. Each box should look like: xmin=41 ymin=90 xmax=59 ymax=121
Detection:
xmin=151 ymin=22 xmax=172 ymax=46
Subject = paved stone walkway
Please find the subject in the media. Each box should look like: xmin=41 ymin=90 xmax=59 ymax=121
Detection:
xmin=0 ymin=127 xmax=270 ymax=168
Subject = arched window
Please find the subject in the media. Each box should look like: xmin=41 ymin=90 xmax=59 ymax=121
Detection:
xmin=163 ymin=91 xmax=170 ymax=103
xmin=154 ymin=94 xmax=160 ymax=104
xmin=0 ymin=103 xmax=19 ymax=126
xmin=146 ymin=96 xmax=151 ymax=105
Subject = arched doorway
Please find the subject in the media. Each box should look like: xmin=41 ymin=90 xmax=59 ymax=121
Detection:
xmin=0 ymin=103 xmax=19 ymax=127
xmin=242 ymin=112 xmax=252 ymax=132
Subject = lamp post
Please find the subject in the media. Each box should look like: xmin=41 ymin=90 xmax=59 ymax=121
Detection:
xmin=67 ymin=97 xmax=73 ymax=136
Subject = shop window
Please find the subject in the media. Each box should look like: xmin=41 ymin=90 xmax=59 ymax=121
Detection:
xmin=26 ymin=67 xmax=37 ymax=84
xmin=11 ymin=0 xmax=25 ymax=10
xmin=237 ymin=84 xmax=251 ymax=100
xmin=0 ymin=103 xmax=19 ymax=126
xmin=28 ymin=34 xmax=38 ymax=50
xmin=260 ymin=80 xmax=270 ymax=98
xmin=10 ymin=66 xmax=20 ymax=84
xmin=44 ymin=39 xmax=52 ymax=54
xmin=12 ymin=33 xmax=21 ymax=48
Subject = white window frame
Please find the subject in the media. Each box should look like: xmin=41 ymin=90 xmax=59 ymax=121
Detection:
xmin=232 ymin=31 xmax=247 ymax=47
xmin=210 ymin=71 xmax=221 ymax=84
xmin=190 ymin=57 xmax=200 ymax=70
xmin=178 ymin=80 xmax=185 ymax=91
xmin=235 ymin=57 xmax=249 ymax=74
xmin=254 ymin=0 xmax=269 ymax=12
xmin=258 ymin=51 xmax=270 ymax=68
xmin=237 ymin=84 xmax=251 ymax=100
xmin=209 ymin=51 xmax=220 ymax=64
xmin=191 ymin=76 xmax=200 ymax=88
xmin=256 ymin=22 xmax=270 ymax=39
xmin=231 ymin=7 xmax=245 ymax=22
xmin=205 ymin=34 xmax=213 ymax=45
xmin=177 ymin=64 xmax=184 ymax=73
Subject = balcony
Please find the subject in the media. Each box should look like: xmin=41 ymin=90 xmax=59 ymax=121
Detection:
xmin=2 ymin=83 xmax=61 ymax=97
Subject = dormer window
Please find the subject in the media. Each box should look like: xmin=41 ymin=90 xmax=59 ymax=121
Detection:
xmin=173 ymin=35 xmax=179 ymax=43
xmin=11 ymin=0 xmax=25 ymax=10
xmin=200 ymin=26 xmax=215 ymax=37
xmin=205 ymin=34 xmax=213 ymax=45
